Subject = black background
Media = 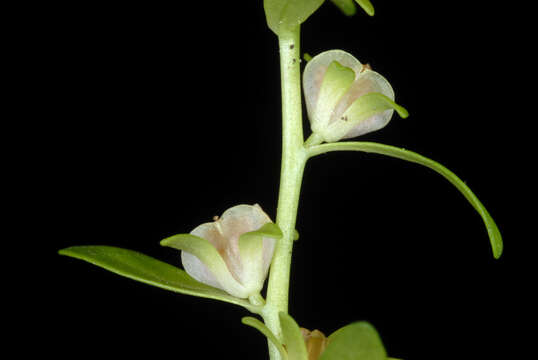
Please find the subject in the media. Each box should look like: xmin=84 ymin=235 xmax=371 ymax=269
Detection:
xmin=20 ymin=1 xmax=530 ymax=359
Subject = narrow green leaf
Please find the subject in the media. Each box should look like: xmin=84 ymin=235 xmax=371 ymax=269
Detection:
xmin=242 ymin=317 xmax=288 ymax=359
xmin=355 ymin=0 xmax=375 ymax=16
xmin=303 ymin=53 xmax=313 ymax=62
xmin=306 ymin=142 xmax=503 ymax=258
xmin=321 ymin=322 xmax=386 ymax=360
xmin=264 ymin=0 xmax=325 ymax=35
xmin=160 ymin=234 xmax=249 ymax=298
xmin=58 ymin=246 xmax=258 ymax=310
xmin=330 ymin=0 xmax=357 ymax=16
xmin=279 ymin=312 xmax=308 ymax=360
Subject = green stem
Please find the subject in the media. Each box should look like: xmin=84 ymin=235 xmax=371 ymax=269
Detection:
xmin=263 ymin=28 xmax=307 ymax=360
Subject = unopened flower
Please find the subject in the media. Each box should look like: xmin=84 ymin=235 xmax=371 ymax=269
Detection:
xmin=301 ymin=327 xmax=329 ymax=360
xmin=303 ymin=49 xmax=408 ymax=143
xmin=161 ymin=204 xmax=279 ymax=299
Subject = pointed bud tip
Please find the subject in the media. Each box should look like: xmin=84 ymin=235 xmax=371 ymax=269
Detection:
xmin=396 ymin=105 xmax=409 ymax=119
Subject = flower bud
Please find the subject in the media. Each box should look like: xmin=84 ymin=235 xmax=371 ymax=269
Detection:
xmin=303 ymin=49 xmax=408 ymax=143
xmin=162 ymin=204 xmax=278 ymax=299
xmin=300 ymin=327 xmax=329 ymax=360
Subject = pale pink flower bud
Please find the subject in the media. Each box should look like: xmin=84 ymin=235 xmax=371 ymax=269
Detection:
xmin=178 ymin=204 xmax=276 ymax=299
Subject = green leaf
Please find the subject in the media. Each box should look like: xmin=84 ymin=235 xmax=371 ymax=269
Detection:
xmin=279 ymin=312 xmax=308 ymax=360
xmin=239 ymin=223 xmax=283 ymax=292
xmin=264 ymin=0 xmax=325 ymax=36
xmin=355 ymin=0 xmax=375 ymax=16
xmin=58 ymin=246 xmax=259 ymax=310
xmin=242 ymin=317 xmax=288 ymax=359
xmin=321 ymin=322 xmax=386 ymax=360
xmin=160 ymin=233 xmax=250 ymax=298
xmin=306 ymin=142 xmax=503 ymax=258
xmin=330 ymin=0 xmax=357 ymax=16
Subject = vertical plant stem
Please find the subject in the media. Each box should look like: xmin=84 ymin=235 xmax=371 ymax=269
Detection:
xmin=263 ymin=28 xmax=307 ymax=360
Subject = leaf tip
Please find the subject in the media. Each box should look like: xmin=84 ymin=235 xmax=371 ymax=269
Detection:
xmin=58 ymin=246 xmax=76 ymax=257
xmin=485 ymin=214 xmax=503 ymax=259
xmin=355 ymin=0 xmax=375 ymax=16
xmin=493 ymin=238 xmax=503 ymax=259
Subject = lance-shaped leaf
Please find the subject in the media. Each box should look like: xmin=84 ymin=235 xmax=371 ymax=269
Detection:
xmin=58 ymin=246 xmax=259 ymax=311
xmin=321 ymin=322 xmax=386 ymax=360
xmin=306 ymin=142 xmax=503 ymax=258
xmin=264 ymin=0 xmax=325 ymax=36
xmin=242 ymin=317 xmax=288 ymax=360
xmin=279 ymin=312 xmax=308 ymax=360
xmin=239 ymin=223 xmax=283 ymax=295
xmin=161 ymin=234 xmax=250 ymax=298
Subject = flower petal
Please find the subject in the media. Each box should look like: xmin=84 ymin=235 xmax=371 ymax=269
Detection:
xmin=190 ymin=221 xmax=243 ymax=284
xmin=218 ymin=204 xmax=273 ymax=283
xmin=324 ymin=69 xmax=397 ymax=141
xmin=181 ymin=250 xmax=223 ymax=290
xmin=239 ymin=223 xmax=282 ymax=293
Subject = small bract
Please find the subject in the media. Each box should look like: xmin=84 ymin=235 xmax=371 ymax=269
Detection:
xmin=303 ymin=49 xmax=408 ymax=143
xmin=161 ymin=204 xmax=279 ymax=299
